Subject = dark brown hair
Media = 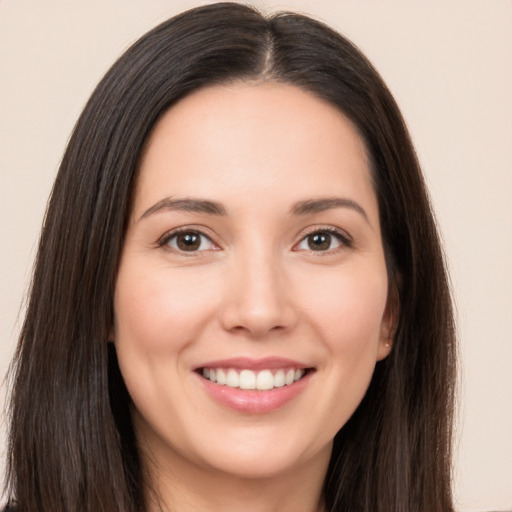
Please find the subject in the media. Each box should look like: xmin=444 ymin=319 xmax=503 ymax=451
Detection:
xmin=6 ymin=3 xmax=456 ymax=511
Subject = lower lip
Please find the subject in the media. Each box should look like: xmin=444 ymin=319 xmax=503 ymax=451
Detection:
xmin=197 ymin=372 xmax=312 ymax=414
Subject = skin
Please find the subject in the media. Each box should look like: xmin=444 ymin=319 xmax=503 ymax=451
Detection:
xmin=113 ymin=82 xmax=394 ymax=512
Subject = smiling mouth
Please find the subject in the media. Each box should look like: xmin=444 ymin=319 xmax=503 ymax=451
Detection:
xmin=198 ymin=367 xmax=313 ymax=391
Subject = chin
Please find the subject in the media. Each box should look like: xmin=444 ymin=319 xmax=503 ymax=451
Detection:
xmin=193 ymin=434 xmax=333 ymax=481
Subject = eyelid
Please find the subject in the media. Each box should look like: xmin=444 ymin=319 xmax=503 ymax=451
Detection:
xmin=156 ymin=224 xmax=352 ymax=254
xmin=293 ymin=225 xmax=353 ymax=252
xmin=157 ymin=226 xmax=220 ymax=253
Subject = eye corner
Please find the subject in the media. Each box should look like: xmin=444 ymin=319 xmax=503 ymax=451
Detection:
xmin=158 ymin=227 xmax=220 ymax=254
xmin=293 ymin=226 xmax=353 ymax=254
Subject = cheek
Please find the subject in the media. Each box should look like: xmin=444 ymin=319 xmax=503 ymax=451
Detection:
xmin=112 ymin=261 xmax=221 ymax=419
xmin=299 ymin=263 xmax=389 ymax=349
xmin=114 ymin=261 xmax=218 ymax=348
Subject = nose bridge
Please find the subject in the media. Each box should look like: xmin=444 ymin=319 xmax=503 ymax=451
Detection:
xmin=220 ymin=238 xmax=296 ymax=337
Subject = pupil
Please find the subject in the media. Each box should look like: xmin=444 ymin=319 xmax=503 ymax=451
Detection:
xmin=177 ymin=232 xmax=200 ymax=251
xmin=308 ymin=233 xmax=331 ymax=251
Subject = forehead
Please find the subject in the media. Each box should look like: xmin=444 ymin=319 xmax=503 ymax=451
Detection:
xmin=133 ymin=82 xmax=377 ymax=221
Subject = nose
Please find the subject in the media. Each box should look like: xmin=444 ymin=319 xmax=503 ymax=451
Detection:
xmin=219 ymin=249 xmax=298 ymax=338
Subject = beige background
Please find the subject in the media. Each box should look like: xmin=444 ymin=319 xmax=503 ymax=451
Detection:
xmin=1 ymin=1 xmax=511 ymax=510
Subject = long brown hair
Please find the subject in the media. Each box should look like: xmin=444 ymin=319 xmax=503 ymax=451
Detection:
xmin=6 ymin=3 xmax=456 ymax=511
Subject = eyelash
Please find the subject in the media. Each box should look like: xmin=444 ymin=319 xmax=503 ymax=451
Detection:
xmin=158 ymin=227 xmax=218 ymax=255
xmin=294 ymin=226 xmax=353 ymax=254
xmin=158 ymin=226 xmax=352 ymax=255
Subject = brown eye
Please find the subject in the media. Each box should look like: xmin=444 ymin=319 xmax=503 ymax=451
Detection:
xmin=177 ymin=232 xmax=201 ymax=251
xmin=166 ymin=231 xmax=215 ymax=252
xmin=307 ymin=232 xmax=332 ymax=251
xmin=295 ymin=229 xmax=347 ymax=252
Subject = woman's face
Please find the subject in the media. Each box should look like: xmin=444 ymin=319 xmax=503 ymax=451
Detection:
xmin=114 ymin=82 xmax=393 ymax=480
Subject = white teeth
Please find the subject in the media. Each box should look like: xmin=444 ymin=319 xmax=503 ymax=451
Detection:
xmin=226 ymin=368 xmax=239 ymax=388
xmin=274 ymin=369 xmax=285 ymax=387
xmin=216 ymin=368 xmax=227 ymax=385
xmin=256 ymin=369 xmax=274 ymax=390
xmin=202 ymin=367 xmax=307 ymax=390
xmin=239 ymin=369 xmax=256 ymax=389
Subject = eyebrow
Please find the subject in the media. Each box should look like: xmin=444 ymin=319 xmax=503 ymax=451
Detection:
xmin=291 ymin=197 xmax=370 ymax=223
xmin=139 ymin=197 xmax=227 ymax=220
xmin=139 ymin=195 xmax=369 ymax=224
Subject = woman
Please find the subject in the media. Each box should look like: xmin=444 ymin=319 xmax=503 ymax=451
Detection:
xmin=5 ymin=3 xmax=456 ymax=511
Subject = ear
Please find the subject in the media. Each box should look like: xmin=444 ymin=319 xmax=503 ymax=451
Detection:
xmin=376 ymin=279 xmax=400 ymax=361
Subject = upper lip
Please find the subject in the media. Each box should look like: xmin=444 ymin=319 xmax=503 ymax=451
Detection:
xmin=194 ymin=357 xmax=312 ymax=371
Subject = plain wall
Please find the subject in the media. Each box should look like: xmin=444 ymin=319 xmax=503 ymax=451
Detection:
xmin=1 ymin=1 xmax=511 ymax=511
